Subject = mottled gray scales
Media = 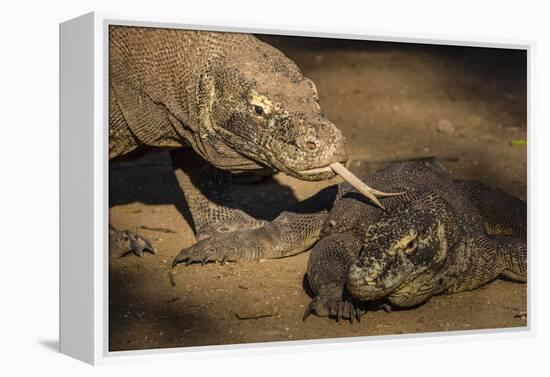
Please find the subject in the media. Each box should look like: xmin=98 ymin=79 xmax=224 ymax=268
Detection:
xmin=454 ymin=180 xmax=527 ymax=238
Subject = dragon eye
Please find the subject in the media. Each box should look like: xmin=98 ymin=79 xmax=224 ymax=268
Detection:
xmin=254 ymin=105 xmax=265 ymax=116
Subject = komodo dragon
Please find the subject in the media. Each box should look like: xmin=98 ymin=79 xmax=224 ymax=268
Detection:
xmin=108 ymin=26 xmax=355 ymax=257
xmin=173 ymin=160 xmax=526 ymax=322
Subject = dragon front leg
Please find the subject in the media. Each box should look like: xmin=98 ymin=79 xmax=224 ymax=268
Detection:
xmin=304 ymin=232 xmax=366 ymax=323
xmin=170 ymin=171 xmax=339 ymax=265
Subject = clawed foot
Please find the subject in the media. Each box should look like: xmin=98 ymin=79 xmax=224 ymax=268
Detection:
xmin=172 ymin=223 xmax=267 ymax=267
xmin=303 ymin=295 xmax=366 ymax=323
xmin=109 ymin=228 xmax=156 ymax=258
xmin=172 ymin=235 xmax=242 ymax=267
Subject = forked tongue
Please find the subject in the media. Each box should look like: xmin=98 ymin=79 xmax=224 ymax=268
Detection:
xmin=329 ymin=162 xmax=405 ymax=210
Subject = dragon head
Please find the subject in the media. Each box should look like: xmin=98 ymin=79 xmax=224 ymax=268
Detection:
xmin=194 ymin=37 xmax=347 ymax=181
xmin=346 ymin=193 xmax=458 ymax=307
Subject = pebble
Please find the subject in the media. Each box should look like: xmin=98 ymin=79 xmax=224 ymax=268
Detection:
xmin=236 ymin=292 xmax=279 ymax=319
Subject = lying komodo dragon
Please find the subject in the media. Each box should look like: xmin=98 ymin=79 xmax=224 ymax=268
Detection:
xmin=108 ymin=26 xmax=355 ymax=257
xmin=173 ymin=160 xmax=527 ymax=322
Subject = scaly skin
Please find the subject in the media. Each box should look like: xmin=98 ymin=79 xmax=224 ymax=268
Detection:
xmin=174 ymin=160 xmax=526 ymax=323
xmin=108 ymin=26 xmax=347 ymax=256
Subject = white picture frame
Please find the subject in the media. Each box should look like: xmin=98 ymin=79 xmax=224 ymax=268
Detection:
xmin=59 ymin=11 xmax=534 ymax=365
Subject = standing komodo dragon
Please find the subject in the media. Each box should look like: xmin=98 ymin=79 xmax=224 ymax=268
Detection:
xmin=108 ymin=26 xmax=358 ymax=257
xmin=173 ymin=160 xmax=526 ymax=322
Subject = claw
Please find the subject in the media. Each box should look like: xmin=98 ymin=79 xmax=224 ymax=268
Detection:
xmin=110 ymin=228 xmax=156 ymax=259
xmin=143 ymin=239 xmax=156 ymax=254
xmin=134 ymin=235 xmax=156 ymax=255
xmin=303 ymin=295 xmax=365 ymax=323
xmin=172 ymin=248 xmax=198 ymax=267
xmin=353 ymin=300 xmax=363 ymax=323
xmin=303 ymin=300 xmax=316 ymax=321
xmin=200 ymin=252 xmax=210 ymax=266
xmin=128 ymin=238 xmax=144 ymax=257
xmin=172 ymin=251 xmax=191 ymax=268
xmin=129 ymin=233 xmax=155 ymax=257
xmin=202 ymin=249 xmax=219 ymax=266
xmin=172 ymin=251 xmax=186 ymax=268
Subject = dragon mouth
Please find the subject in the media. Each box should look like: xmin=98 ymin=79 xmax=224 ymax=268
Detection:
xmin=347 ymin=265 xmax=397 ymax=300
xmin=213 ymin=128 xmax=339 ymax=180
xmin=296 ymin=166 xmax=334 ymax=175
xmin=294 ymin=165 xmax=336 ymax=179
xmin=287 ymin=159 xmax=351 ymax=181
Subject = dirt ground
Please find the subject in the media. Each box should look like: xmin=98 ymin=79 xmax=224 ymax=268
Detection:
xmin=109 ymin=36 xmax=527 ymax=351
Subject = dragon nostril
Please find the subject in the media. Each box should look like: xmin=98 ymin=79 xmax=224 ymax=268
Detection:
xmin=305 ymin=141 xmax=317 ymax=151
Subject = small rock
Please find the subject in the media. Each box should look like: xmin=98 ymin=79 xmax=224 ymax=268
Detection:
xmin=236 ymin=292 xmax=278 ymax=319
xmin=437 ymin=119 xmax=455 ymax=134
